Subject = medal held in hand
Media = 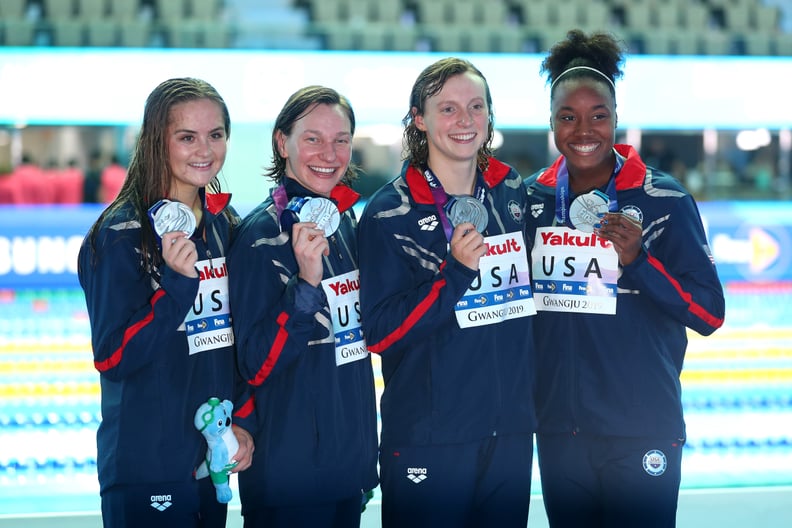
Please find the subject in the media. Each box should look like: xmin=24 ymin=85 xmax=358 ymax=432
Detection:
xmin=148 ymin=199 xmax=197 ymax=245
xmin=445 ymin=195 xmax=488 ymax=234
xmin=569 ymin=190 xmax=609 ymax=233
xmin=280 ymin=196 xmax=341 ymax=237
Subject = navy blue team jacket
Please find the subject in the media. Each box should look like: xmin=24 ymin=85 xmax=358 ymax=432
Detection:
xmin=78 ymin=191 xmax=250 ymax=494
xmin=228 ymin=179 xmax=378 ymax=510
xmin=359 ymin=158 xmax=537 ymax=449
xmin=525 ymin=144 xmax=726 ymax=439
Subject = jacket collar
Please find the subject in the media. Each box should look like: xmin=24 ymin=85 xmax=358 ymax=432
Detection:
xmin=404 ymin=157 xmax=512 ymax=204
xmin=205 ymin=189 xmax=231 ymax=216
xmin=537 ymin=144 xmax=646 ymax=191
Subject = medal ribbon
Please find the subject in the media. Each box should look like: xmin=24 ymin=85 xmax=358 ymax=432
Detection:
xmin=554 ymin=151 xmax=624 ymax=229
xmin=421 ymin=165 xmax=487 ymax=241
xmin=272 ymin=184 xmax=289 ymax=219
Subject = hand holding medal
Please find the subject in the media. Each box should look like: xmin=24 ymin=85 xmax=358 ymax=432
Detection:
xmin=148 ymin=199 xmax=199 ymax=277
xmin=282 ymin=197 xmax=340 ymax=286
xmin=593 ymin=211 xmax=643 ymax=266
xmin=445 ymin=195 xmax=489 ymax=270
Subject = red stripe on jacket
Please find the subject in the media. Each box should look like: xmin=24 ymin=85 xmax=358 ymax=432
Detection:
xmin=249 ymin=311 xmax=289 ymax=386
xmin=368 ymin=277 xmax=447 ymax=354
xmin=646 ymin=252 xmax=725 ymax=330
xmin=94 ymin=288 xmax=167 ymax=372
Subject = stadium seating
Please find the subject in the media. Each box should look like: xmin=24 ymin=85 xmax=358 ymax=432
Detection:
xmin=0 ymin=0 xmax=788 ymax=55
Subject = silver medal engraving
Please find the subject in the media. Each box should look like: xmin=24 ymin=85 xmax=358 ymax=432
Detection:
xmin=149 ymin=199 xmax=196 ymax=238
xmin=297 ymin=197 xmax=340 ymax=237
xmin=446 ymin=196 xmax=488 ymax=233
xmin=569 ymin=190 xmax=609 ymax=233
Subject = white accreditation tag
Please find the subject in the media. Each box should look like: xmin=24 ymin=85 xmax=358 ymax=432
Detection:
xmin=321 ymin=269 xmax=369 ymax=366
xmin=530 ymin=226 xmax=618 ymax=315
xmin=454 ymin=231 xmax=536 ymax=329
xmin=182 ymin=257 xmax=234 ymax=355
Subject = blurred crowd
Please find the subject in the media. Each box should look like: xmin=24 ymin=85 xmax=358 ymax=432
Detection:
xmin=0 ymin=150 xmax=126 ymax=205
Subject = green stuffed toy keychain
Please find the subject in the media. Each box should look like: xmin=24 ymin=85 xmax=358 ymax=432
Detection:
xmin=194 ymin=397 xmax=240 ymax=503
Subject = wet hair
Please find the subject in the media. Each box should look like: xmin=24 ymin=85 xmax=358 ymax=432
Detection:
xmin=265 ymin=85 xmax=359 ymax=186
xmin=402 ymin=57 xmax=494 ymax=172
xmin=541 ymin=29 xmax=625 ymax=102
xmin=83 ymin=77 xmax=231 ymax=271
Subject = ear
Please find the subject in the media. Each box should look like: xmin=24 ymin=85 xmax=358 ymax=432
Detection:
xmin=412 ymin=107 xmax=427 ymax=132
xmin=615 ymin=111 xmax=619 ymax=129
xmin=275 ymin=130 xmax=288 ymax=158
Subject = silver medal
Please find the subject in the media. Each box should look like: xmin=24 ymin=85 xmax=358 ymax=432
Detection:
xmin=148 ymin=199 xmax=196 ymax=238
xmin=446 ymin=196 xmax=488 ymax=233
xmin=297 ymin=197 xmax=340 ymax=237
xmin=569 ymin=190 xmax=609 ymax=232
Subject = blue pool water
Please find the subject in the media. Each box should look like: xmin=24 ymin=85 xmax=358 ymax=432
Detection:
xmin=0 ymin=285 xmax=790 ymax=516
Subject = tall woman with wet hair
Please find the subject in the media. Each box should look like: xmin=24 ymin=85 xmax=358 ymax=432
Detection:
xmin=78 ymin=77 xmax=254 ymax=528
xmin=359 ymin=57 xmax=537 ymax=527
xmin=524 ymin=30 xmax=725 ymax=528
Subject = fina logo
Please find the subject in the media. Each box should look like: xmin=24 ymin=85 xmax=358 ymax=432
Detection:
xmin=406 ymin=467 xmax=428 ymax=484
xmin=642 ymin=449 xmax=667 ymax=477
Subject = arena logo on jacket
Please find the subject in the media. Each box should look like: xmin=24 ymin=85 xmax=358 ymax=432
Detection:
xmin=455 ymin=232 xmax=536 ymax=328
xmin=182 ymin=257 xmax=233 ymax=355
xmin=322 ymin=269 xmax=368 ymax=366
xmin=530 ymin=227 xmax=618 ymax=315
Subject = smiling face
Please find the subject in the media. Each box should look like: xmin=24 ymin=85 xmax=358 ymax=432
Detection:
xmin=414 ymin=71 xmax=489 ymax=170
xmin=166 ymin=98 xmax=228 ymax=201
xmin=551 ymin=79 xmax=617 ymax=187
xmin=276 ymin=103 xmax=352 ymax=197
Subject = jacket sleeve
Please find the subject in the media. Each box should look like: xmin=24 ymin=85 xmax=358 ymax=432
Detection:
xmin=228 ymin=226 xmax=327 ymax=387
xmin=78 ymin=226 xmax=199 ymax=381
xmin=358 ymin=204 xmax=478 ymax=356
xmin=621 ymin=194 xmax=725 ymax=336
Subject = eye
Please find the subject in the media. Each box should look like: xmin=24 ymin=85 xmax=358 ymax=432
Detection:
xmin=180 ymin=134 xmax=195 ymax=142
xmin=440 ymin=106 xmax=455 ymax=114
xmin=216 ymin=419 xmax=223 ymax=427
xmin=211 ymin=131 xmax=226 ymax=140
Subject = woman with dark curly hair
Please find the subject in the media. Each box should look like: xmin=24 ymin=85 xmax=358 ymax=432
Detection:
xmin=525 ymin=30 xmax=725 ymax=528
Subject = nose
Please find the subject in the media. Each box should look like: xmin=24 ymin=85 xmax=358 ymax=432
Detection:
xmin=318 ymin=142 xmax=338 ymax=161
xmin=458 ymin=111 xmax=473 ymax=126
xmin=197 ymin=137 xmax=213 ymax=156
xmin=575 ymin=120 xmax=593 ymax=135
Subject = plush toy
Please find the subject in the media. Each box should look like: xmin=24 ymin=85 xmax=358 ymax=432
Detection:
xmin=194 ymin=397 xmax=239 ymax=503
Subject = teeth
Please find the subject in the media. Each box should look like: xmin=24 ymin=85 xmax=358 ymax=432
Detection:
xmin=451 ymin=133 xmax=475 ymax=141
xmin=191 ymin=162 xmax=211 ymax=168
xmin=572 ymin=144 xmax=598 ymax=153
xmin=310 ymin=166 xmax=335 ymax=173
